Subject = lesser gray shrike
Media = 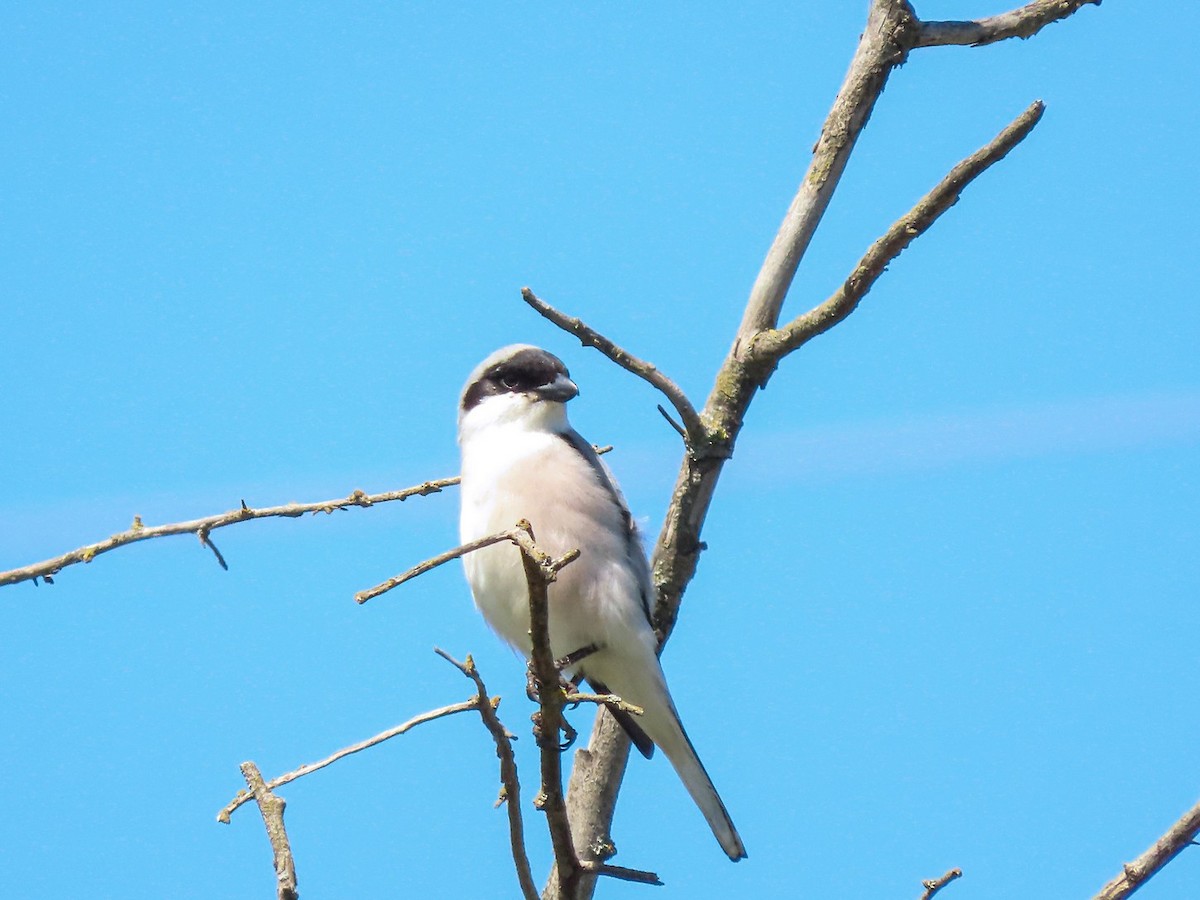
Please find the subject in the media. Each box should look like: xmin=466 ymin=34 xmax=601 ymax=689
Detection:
xmin=457 ymin=344 xmax=746 ymax=861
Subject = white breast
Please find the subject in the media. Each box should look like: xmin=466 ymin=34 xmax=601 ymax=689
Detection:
xmin=458 ymin=417 xmax=653 ymax=660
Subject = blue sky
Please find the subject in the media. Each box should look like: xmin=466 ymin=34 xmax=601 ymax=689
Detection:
xmin=2 ymin=3 xmax=1197 ymax=898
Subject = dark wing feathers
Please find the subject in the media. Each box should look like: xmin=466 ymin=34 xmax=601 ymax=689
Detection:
xmin=586 ymin=677 xmax=655 ymax=759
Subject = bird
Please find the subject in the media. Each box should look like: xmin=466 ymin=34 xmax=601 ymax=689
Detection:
xmin=457 ymin=343 xmax=746 ymax=861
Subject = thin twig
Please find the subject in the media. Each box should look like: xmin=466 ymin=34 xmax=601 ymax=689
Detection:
xmin=919 ymin=867 xmax=963 ymax=900
xmin=357 ymin=526 xmax=578 ymax=604
xmin=0 ymin=479 xmax=458 ymax=588
xmin=218 ymin=698 xmax=482 ymax=823
xmin=751 ymin=101 xmax=1045 ymax=364
xmin=241 ymin=761 xmax=299 ymax=900
xmin=579 ymin=861 xmax=663 ymax=886
xmin=1092 ymin=797 xmax=1200 ymax=900
xmin=656 ymin=404 xmax=687 ymax=442
xmin=521 ymin=287 xmax=706 ymax=450
xmin=198 ymin=529 xmax=229 ymax=571
xmin=435 ymin=648 xmax=539 ymax=900
xmin=355 ymin=531 xmax=518 ymax=604
xmin=917 ymin=0 xmax=1101 ymax=48
xmin=563 ymin=693 xmax=644 ymax=718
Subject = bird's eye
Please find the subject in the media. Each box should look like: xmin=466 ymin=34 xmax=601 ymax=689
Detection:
xmin=499 ymin=374 xmax=520 ymax=390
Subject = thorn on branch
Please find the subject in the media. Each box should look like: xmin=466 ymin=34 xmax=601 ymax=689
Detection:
xmin=198 ymin=529 xmax=229 ymax=571
xmin=656 ymin=404 xmax=688 ymax=442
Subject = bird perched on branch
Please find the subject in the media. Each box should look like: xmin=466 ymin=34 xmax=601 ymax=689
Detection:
xmin=457 ymin=344 xmax=746 ymax=861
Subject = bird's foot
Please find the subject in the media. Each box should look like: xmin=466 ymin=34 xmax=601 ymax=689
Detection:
xmin=525 ymin=665 xmax=577 ymax=704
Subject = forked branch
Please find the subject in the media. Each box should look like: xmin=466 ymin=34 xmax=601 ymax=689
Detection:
xmin=220 ymin=647 xmax=543 ymax=900
xmin=355 ymin=522 xmax=658 ymax=896
xmin=240 ymin=761 xmax=299 ymax=900
xmin=920 ymin=867 xmax=963 ymax=900
xmin=436 ymin=648 xmax=540 ymax=900
xmin=750 ymin=100 xmax=1045 ymax=363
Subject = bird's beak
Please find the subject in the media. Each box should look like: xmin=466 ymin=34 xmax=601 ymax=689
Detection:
xmin=536 ymin=373 xmax=579 ymax=403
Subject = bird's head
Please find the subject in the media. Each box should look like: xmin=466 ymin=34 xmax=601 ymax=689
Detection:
xmin=458 ymin=344 xmax=579 ymax=441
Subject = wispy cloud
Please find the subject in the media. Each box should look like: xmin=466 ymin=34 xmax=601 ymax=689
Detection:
xmin=6 ymin=391 xmax=1198 ymax=564
xmin=730 ymin=389 xmax=1200 ymax=483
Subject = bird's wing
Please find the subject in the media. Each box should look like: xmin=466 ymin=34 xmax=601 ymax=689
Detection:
xmin=556 ymin=429 xmax=654 ymax=627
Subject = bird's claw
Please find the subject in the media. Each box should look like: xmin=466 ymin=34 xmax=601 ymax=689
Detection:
xmin=530 ymin=709 xmax=578 ymax=752
xmin=526 ymin=660 xmax=580 ymax=703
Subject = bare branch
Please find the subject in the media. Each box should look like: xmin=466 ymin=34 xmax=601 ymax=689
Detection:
xmin=917 ymin=0 xmax=1101 ymax=48
xmin=240 ymin=761 xmax=299 ymax=900
xmin=752 ymin=100 xmax=1045 ymax=364
xmin=521 ymin=287 xmax=706 ymax=450
xmin=920 ymin=867 xmax=963 ymax=900
xmin=546 ymin=714 xmax=635 ymax=900
xmin=1092 ymin=797 xmax=1200 ymax=900
xmin=552 ymin=7 xmax=934 ymax=889
xmin=0 ymin=479 xmax=457 ymax=589
xmin=435 ymin=648 xmax=539 ymax=900
xmin=550 ymin=3 xmax=1099 ymax=895
xmin=218 ymin=697 xmax=481 ymax=823
xmin=358 ymin=516 xmax=584 ymax=893
xmin=517 ymin=519 xmax=582 ymax=897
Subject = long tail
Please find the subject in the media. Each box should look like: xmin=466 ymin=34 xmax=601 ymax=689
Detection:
xmin=588 ymin=654 xmax=747 ymax=861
